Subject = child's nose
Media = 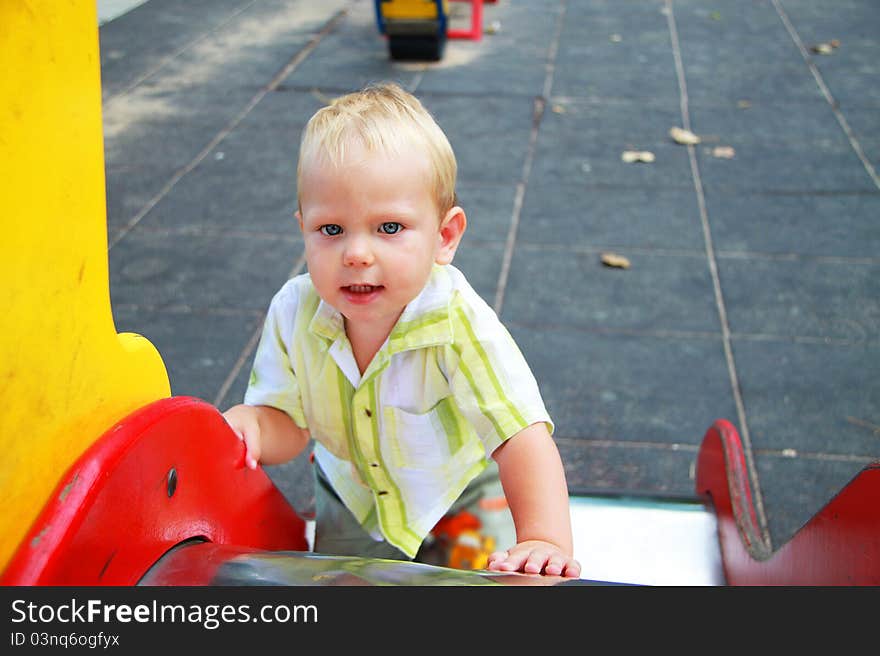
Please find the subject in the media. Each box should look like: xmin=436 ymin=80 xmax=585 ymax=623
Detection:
xmin=343 ymin=236 xmax=374 ymax=267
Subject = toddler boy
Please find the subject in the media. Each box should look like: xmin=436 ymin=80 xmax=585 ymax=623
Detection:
xmin=223 ymin=82 xmax=580 ymax=578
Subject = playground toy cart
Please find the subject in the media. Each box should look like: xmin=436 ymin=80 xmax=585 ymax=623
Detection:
xmin=374 ymin=0 xmax=493 ymax=61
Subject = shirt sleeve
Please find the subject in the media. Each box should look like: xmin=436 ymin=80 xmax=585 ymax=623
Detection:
xmin=443 ymin=292 xmax=554 ymax=457
xmin=243 ymin=282 xmax=308 ymax=429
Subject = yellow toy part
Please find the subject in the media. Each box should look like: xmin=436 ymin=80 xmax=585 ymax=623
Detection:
xmin=0 ymin=1 xmax=170 ymax=570
xmin=379 ymin=0 xmax=444 ymax=21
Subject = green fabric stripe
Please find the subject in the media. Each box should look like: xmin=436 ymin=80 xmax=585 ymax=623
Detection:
xmin=452 ymin=306 xmax=527 ymax=438
xmin=436 ymin=398 xmax=465 ymax=454
xmin=367 ymin=380 xmax=421 ymax=549
xmin=389 ymin=309 xmax=451 ymax=351
xmin=452 ymin=349 xmax=507 ymax=440
xmin=335 ymin=367 xmax=362 ymax=477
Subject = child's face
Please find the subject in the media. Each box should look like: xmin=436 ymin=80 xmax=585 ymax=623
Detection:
xmin=297 ymin=140 xmax=461 ymax=337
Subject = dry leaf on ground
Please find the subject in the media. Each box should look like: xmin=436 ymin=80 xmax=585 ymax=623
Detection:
xmin=600 ymin=252 xmax=631 ymax=269
xmin=711 ymin=146 xmax=736 ymax=159
xmin=669 ymin=126 xmax=701 ymax=145
xmin=811 ymin=39 xmax=840 ymax=55
xmin=621 ymin=150 xmax=655 ymax=163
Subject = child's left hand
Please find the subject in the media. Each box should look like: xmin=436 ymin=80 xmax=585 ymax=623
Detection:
xmin=486 ymin=540 xmax=581 ymax=578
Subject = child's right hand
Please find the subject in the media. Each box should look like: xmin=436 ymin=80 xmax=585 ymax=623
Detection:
xmin=222 ymin=404 xmax=262 ymax=470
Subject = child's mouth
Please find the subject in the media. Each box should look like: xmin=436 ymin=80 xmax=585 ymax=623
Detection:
xmin=341 ymin=284 xmax=384 ymax=304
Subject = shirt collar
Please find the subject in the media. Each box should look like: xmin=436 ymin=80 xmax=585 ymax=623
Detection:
xmin=308 ymin=295 xmax=345 ymax=343
xmin=307 ymin=265 xmax=455 ymax=353
xmin=388 ymin=264 xmax=454 ymax=353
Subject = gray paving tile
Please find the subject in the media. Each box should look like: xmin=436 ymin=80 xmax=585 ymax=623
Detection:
xmin=558 ymin=439 xmax=701 ymax=499
xmin=553 ymin=8 xmax=679 ymax=102
xmin=502 ymin=246 xmax=721 ymax=333
xmin=706 ymin=191 xmax=880 ymax=258
xmin=673 ymin=1 xmax=825 ymax=104
xmin=284 ymin=3 xmax=423 ymax=92
xmin=417 ymin=45 xmax=548 ymax=98
xmin=718 ymin=256 xmax=880 ymax=342
xmin=417 ymin=2 xmax=560 ymax=96
xmin=137 ymin=157 xmax=300 ymax=236
xmin=105 ymin=163 xmax=172 ymax=233
xmin=109 ymin=230 xmax=303 ymax=312
xmin=112 ymin=304 xmax=262 ymax=402
xmin=423 ymin=93 xmax=536 ymax=185
xmin=518 ymin=184 xmax=705 ymax=251
xmin=563 ymin=0 xmax=667 ymax=24
xmin=696 ymin=140 xmax=876 ymax=192
xmin=450 ymin=241 xmax=504 ymax=307
xmin=508 ymin=326 xmax=737 ymax=446
xmin=842 ymin=108 xmax=880 ymax=169
xmin=141 ymin=90 xmax=325 ymax=234
xmin=732 ymin=339 xmax=880 ymax=457
xmin=754 ymin=452 xmax=877 ymax=549
xmin=104 ymin=76 xmax=269 ymax=132
xmin=859 ymin=140 xmax=880 ymax=171
xmin=104 ymin=113 xmax=235 ymax=173
xmin=779 ymin=0 xmax=880 ymax=44
xmin=677 ymin=36 xmax=806 ymax=73
xmin=217 ymin=356 xmax=256 ymax=411
xmin=815 ymin=45 xmax=880 ymax=108
xmin=688 ymin=98 xmax=847 ymax=147
xmin=843 ymin=107 xmax=880 ymax=147
xmin=99 ymin=0 xmax=253 ymax=98
xmin=101 ymin=1 xmax=350 ymax=232
xmin=673 ymin=0 xmax=784 ymax=35
xmin=556 ymin=20 xmax=674 ymax=68
xmin=684 ymin=62 xmax=826 ymax=105
xmin=447 ymin=0 xmax=559 ymax=42
xmin=674 ymin=0 xmax=806 ymax=69
xmin=531 ymin=137 xmax=693 ymax=189
xmin=205 ymin=88 xmax=325 ymax=160
xmin=529 ymin=100 xmax=693 ymax=187
xmin=264 ymin=453 xmax=316 ymax=520
xmin=103 ymin=111 xmax=255 ymax=231
xmin=102 ymin=0 xmax=347 ymax=100
xmin=454 ymin=183 xmax=517 ymax=245
xmin=539 ymin=98 xmax=684 ymax=144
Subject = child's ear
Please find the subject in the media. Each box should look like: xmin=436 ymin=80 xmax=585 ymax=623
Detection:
xmin=435 ymin=206 xmax=467 ymax=265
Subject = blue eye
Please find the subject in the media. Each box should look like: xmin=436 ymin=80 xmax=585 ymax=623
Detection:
xmin=320 ymin=224 xmax=342 ymax=236
xmin=379 ymin=222 xmax=402 ymax=234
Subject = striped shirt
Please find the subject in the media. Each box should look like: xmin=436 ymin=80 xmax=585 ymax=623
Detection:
xmin=245 ymin=264 xmax=553 ymax=557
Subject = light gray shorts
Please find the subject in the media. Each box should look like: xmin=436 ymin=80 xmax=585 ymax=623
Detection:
xmin=313 ymin=459 xmax=515 ymax=565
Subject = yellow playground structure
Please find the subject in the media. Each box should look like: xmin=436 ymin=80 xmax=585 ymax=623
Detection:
xmin=0 ymin=1 xmax=171 ymax=571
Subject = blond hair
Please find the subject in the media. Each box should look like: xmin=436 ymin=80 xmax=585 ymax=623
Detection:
xmin=296 ymin=82 xmax=457 ymax=214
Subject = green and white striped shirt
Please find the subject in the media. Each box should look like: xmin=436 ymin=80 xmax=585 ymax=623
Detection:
xmin=245 ymin=264 xmax=553 ymax=557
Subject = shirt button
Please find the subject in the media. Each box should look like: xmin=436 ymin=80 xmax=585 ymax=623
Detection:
xmin=370 ymin=462 xmax=379 ymax=467
xmin=377 ymin=490 xmax=388 ymax=496
xmin=364 ymin=408 xmax=372 ymax=417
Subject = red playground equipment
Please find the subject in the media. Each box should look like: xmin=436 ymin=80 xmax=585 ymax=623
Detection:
xmin=2 ymin=1 xmax=878 ymax=587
